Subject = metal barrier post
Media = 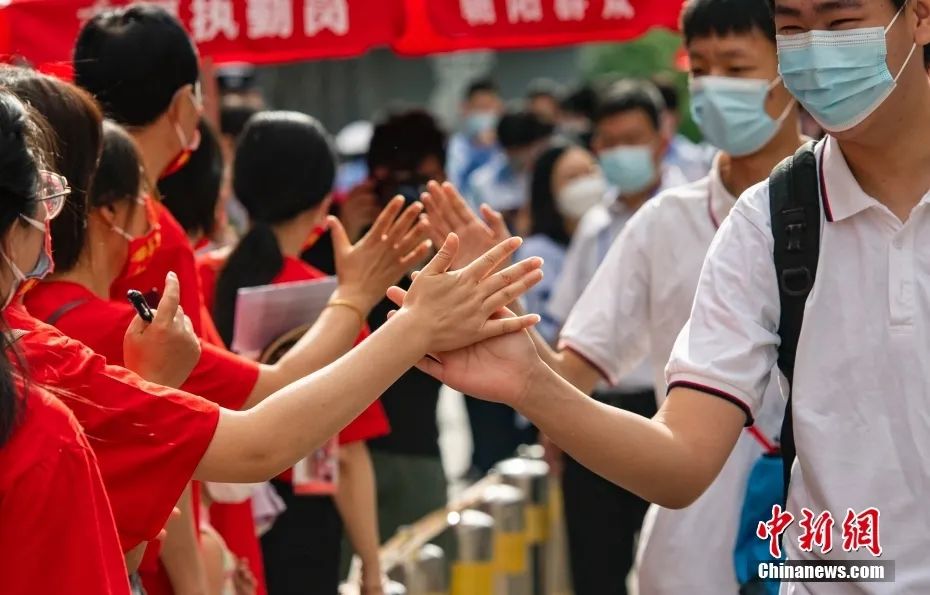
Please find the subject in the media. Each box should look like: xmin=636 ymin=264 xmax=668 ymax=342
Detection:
xmin=449 ymin=509 xmax=494 ymax=595
xmin=393 ymin=544 xmax=448 ymax=595
xmin=481 ymin=484 xmax=530 ymax=595
xmin=496 ymin=458 xmax=550 ymax=595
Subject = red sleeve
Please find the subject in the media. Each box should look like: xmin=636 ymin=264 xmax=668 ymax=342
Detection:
xmin=0 ymin=390 xmax=130 ymax=595
xmin=338 ymin=400 xmax=390 ymax=444
xmin=181 ymin=340 xmax=260 ymax=410
xmin=111 ymin=200 xmax=205 ymax=336
xmin=7 ymin=306 xmax=220 ymax=551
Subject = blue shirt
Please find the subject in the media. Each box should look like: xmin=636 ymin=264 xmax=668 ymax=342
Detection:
xmin=516 ymin=234 xmax=568 ymax=345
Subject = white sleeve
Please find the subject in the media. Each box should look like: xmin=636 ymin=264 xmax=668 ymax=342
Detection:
xmin=547 ymin=231 xmax=589 ymax=325
xmin=665 ymin=182 xmax=781 ymax=424
xmin=559 ymin=206 xmax=653 ymax=385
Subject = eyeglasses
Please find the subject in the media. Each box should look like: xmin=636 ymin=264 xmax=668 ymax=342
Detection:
xmin=36 ymin=170 xmax=70 ymax=221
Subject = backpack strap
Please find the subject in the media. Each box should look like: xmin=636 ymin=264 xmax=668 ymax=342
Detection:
xmin=45 ymin=298 xmax=90 ymax=326
xmin=768 ymin=140 xmax=821 ymax=504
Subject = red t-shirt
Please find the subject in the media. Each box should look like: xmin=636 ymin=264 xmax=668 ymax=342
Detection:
xmin=0 ymin=382 xmax=130 ymax=595
xmin=24 ymin=281 xmax=260 ymax=412
xmin=111 ymin=199 xmax=206 ymax=337
xmin=5 ymin=303 xmax=220 ymax=552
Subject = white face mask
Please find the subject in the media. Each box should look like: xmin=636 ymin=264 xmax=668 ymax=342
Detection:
xmin=555 ymin=174 xmax=608 ymax=219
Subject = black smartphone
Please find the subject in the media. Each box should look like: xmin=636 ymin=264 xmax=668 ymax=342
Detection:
xmin=126 ymin=290 xmax=155 ymax=323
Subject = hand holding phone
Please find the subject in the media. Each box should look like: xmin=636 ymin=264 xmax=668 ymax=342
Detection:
xmin=126 ymin=290 xmax=155 ymax=323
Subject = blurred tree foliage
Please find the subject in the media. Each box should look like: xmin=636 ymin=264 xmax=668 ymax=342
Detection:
xmin=579 ymin=29 xmax=701 ymax=141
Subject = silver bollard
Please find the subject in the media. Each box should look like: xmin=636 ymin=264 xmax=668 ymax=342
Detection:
xmin=395 ymin=544 xmax=447 ymax=595
xmin=449 ymin=509 xmax=494 ymax=595
xmin=496 ymin=457 xmax=551 ymax=595
xmin=481 ymin=484 xmax=530 ymax=595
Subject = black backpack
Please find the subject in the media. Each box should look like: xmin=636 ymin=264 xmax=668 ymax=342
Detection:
xmin=769 ymin=140 xmax=821 ymax=502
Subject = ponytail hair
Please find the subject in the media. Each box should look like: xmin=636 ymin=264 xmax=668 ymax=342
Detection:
xmin=214 ymin=111 xmax=336 ymax=346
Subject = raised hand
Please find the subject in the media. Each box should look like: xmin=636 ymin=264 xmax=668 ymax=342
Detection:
xmin=339 ymin=180 xmax=382 ymax=242
xmin=389 ymin=233 xmax=543 ymax=358
xmin=420 ymin=181 xmax=512 ymax=271
xmin=123 ymin=272 xmax=202 ymax=388
xmin=330 ymin=196 xmax=431 ymax=313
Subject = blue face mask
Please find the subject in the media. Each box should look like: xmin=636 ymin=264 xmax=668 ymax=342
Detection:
xmin=777 ymin=4 xmax=917 ymax=132
xmin=463 ymin=111 xmax=498 ymax=139
xmin=690 ymin=76 xmax=794 ymax=157
xmin=599 ymin=145 xmax=656 ymax=195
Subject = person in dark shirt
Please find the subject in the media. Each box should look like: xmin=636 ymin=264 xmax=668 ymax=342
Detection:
xmin=303 ymin=108 xmax=449 ymax=549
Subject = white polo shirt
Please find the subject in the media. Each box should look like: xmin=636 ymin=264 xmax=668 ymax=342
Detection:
xmin=561 ymin=157 xmax=785 ymax=593
xmin=668 ymin=136 xmax=930 ymax=594
xmin=549 ymin=166 xmax=689 ymax=391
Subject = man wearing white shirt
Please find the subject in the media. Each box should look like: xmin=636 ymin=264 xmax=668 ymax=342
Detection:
xmin=556 ymin=1 xmax=801 ymax=591
xmin=409 ymin=0 xmax=930 ymax=593
xmin=545 ymin=79 xmax=687 ymax=595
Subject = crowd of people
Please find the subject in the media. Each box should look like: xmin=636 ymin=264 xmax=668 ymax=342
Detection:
xmin=3 ymin=0 xmax=930 ymax=594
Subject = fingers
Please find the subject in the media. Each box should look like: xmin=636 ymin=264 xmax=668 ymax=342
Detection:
xmin=482 ymin=268 xmax=544 ymax=314
xmin=399 ymin=240 xmax=433 ymax=268
xmin=479 ymin=256 xmax=543 ymax=295
xmin=423 ymin=183 xmax=453 ymax=236
xmin=420 ymin=233 xmax=459 ymax=275
xmin=328 ymin=216 xmax=352 ymax=255
xmin=384 ymin=201 xmax=424 ymax=245
xmin=126 ymin=314 xmax=147 ymax=336
xmin=442 ymin=181 xmax=476 ymax=227
xmin=366 ymin=196 xmax=404 ymax=240
xmin=481 ymin=204 xmax=511 ymax=241
xmin=153 ymin=272 xmax=180 ymax=325
xmin=393 ymin=213 xmax=430 ymax=255
xmin=480 ymin=314 xmax=541 ymax=341
xmin=385 ymin=286 xmax=407 ymax=307
xmin=461 ymin=236 xmax=523 ymax=282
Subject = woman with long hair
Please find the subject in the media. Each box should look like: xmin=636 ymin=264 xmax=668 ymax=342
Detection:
xmin=213 ymin=111 xmax=390 ymax=594
xmin=0 ymin=89 xmax=129 ymax=594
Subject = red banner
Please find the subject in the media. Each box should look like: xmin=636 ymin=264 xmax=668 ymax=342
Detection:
xmin=394 ymin=0 xmax=681 ymax=55
xmin=0 ymin=0 xmax=404 ymax=69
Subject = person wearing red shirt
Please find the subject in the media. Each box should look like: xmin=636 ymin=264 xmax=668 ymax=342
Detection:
xmin=0 ymin=90 xmax=130 ymax=595
xmin=212 ymin=112 xmax=392 ymax=594
xmin=26 ymin=118 xmax=424 ymax=595
xmin=0 ymin=72 xmax=545 ymax=594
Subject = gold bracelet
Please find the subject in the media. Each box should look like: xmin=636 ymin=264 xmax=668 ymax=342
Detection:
xmin=327 ymin=299 xmax=365 ymax=328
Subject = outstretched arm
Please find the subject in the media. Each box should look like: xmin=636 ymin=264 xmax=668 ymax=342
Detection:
xmin=194 ymin=235 xmax=544 ymax=483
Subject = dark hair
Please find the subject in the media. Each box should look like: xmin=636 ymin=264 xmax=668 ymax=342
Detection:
xmin=530 ymin=144 xmax=572 ymax=246
xmin=560 ymin=85 xmax=598 ymax=121
xmin=594 ymin=80 xmax=665 ymax=131
xmin=89 ymin=122 xmax=142 ymax=210
xmin=0 ymin=67 xmax=104 ymax=273
xmin=159 ymin=120 xmax=223 ymax=238
xmin=73 ymin=4 xmax=199 ymax=126
xmin=465 ymin=78 xmax=499 ymax=101
xmin=651 ymin=74 xmax=680 ymax=112
xmin=214 ymin=111 xmax=336 ymax=345
xmin=220 ymin=101 xmax=260 ymax=139
xmin=526 ymin=78 xmax=562 ymax=101
xmin=367 ymin=109 xmax=447 ymax=174
xmin=0 ymin=90 xmax=46 ymax=447
xmin=497 ymin=110 xmax=554 ymax=150
xmin=684 ymin=0 xmax=776 ymax=43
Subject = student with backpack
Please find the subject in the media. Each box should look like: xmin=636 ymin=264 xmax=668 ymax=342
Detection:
xmin=405 ymin=0 xmax=930 ymax=591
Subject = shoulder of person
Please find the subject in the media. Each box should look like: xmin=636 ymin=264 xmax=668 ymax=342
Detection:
xmin=574 ymin=203 xmax=612 ymax=240
xmin=729 ymin=178 xmax=774 ymax=235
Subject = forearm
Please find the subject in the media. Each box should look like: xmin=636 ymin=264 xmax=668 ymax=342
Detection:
xmin=160 ymin=486 xmax=209 ymax=595
xmin=246 ymin=300 xmax=363 ymax=407
xmin=196 ymin=311 xmax=427 ymax=483
xmin=518 ymin=366 xmax=741 ymax=508
xmin=334 ymin=442 xmax=383 ymax=583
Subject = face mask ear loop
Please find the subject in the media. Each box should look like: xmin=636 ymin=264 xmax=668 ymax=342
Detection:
xmin=112 ymin=225 xmax=134 ymax=242
xmin=885 ymin=2 xmax=908 ymax=34
xmin=893 ymin=43 xmax=919 ymax=83
xmin=765 ymin=76 xmax=797 ymax=127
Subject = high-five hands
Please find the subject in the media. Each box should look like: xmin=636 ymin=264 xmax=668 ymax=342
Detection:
xmin=420 ymin=181 xmax=511 ymax=272
xmin=330 ymin=196 xmax=431 ymax=313
xmin=386 ymin=234 xmax=546 ymax=407
xmin=392 ymin=233 xmax=542 ymax=357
